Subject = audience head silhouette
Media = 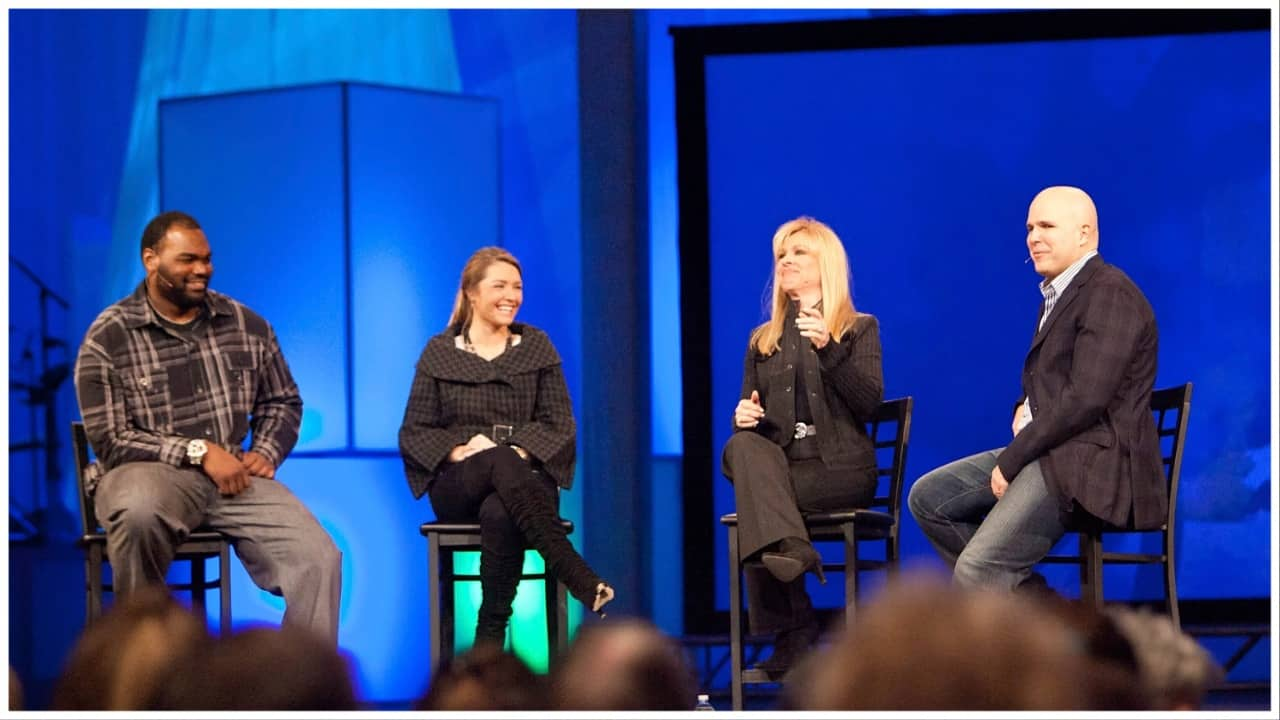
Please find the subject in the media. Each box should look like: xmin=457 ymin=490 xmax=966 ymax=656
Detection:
xmin=151 ymin=625 xmax=356 ymax=710
xmin=553 ymin=619 xmax=699 ymax=711
xmin=417 ymin=643 xmax=548 ymax=710
xmin=53 ymin=587 xmax=207 ymax=710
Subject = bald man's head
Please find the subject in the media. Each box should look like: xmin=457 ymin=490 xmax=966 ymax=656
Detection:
xmin=1026 ymin=186 xmax=1099 ymax=281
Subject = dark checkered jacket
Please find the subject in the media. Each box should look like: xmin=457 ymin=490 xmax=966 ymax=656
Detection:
xmin=997 ymin=256 xmax=1164 ymax=529
xmin=399 ymin=323 xmax=576 ymax=498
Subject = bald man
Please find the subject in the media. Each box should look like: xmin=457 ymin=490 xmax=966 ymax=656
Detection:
xmin=907 ymin=186 xmax=1165 ymax=591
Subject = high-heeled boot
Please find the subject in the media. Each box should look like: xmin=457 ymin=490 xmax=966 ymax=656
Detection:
xmin=473 ymin=543 xmax=524 ymax=647
xmin=761 ymin=536 xmax=827 ymax=584
xmin=498 ymin=482 xmax=613 ymax=615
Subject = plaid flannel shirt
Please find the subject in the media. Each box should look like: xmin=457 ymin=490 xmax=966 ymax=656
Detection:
xmin=74 ymin=282 xmax=302 ymax=479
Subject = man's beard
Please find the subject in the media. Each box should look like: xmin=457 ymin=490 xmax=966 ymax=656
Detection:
xmin=152 ymin=268 xmax=207 ymax=309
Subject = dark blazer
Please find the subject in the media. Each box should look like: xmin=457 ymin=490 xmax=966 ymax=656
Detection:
xmin=399 ymin=323 xmax=576 ymax=498
xmin=733 ymin=307 xmax=884 ymax=473
xmin=996 ymin=255 xmax=1165 ymax=529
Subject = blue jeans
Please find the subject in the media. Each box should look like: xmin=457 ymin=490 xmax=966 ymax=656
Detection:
xmin=907 ymin=448 xmax=1066 ymax=590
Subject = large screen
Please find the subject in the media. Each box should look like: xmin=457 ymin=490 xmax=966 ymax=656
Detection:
xmin=694 ymin=22 xmax=1271 ymax=610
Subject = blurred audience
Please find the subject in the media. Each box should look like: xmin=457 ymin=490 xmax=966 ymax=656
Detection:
xmin=552 ymin=618 xmax=699 ymax=711
xmin=52 ymin=587 xmax=206 ymax=710
xmin=417 ymin=643 xmax=549 ymax=710
xmin=1033 ymin=595 xmax=1147 ymax=709
xmin=805 ymin=575 xmax=1107 ymax=710
xmin=1106 ymin=605 xmax=1225 ymax=710
xmin=151 ymin=626 xmax=356 ymax=710
xmin=9 ymin=667 xmax=23 ymax=711
xmin=40 ymin=575 xmax=1228 ymax=712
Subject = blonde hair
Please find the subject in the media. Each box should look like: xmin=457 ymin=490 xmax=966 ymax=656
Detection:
xmin=448 ymin=247 xmax=523 ymax=331
xmin=749 ymin=216 xmax=860 ymax=355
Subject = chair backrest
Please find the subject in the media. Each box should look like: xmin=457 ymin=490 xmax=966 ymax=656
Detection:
xmin=867 ymin=397 xmax=914 ymax=532
xmin=71 ymin=421 xmax=100 ymax=536
xmin=1150 ymin=383 xmax=1193 ymax=531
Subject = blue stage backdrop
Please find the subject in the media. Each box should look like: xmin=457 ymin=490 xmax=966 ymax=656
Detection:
xmin=158 ymin=80 xmax=584 ymax=697
xmin=699 ymin=24 xmax=1271 ymax=611
xmin=8 ymin=9 xmax=585 ymax=707
xmin=7 ymin=7 xmax=1274 ymax=709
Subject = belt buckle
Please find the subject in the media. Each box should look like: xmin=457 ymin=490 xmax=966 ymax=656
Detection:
xmin=492 ymin=424 xmax=514 ymax=444
xmin=794 ymin=422 xmax=810 ymax=440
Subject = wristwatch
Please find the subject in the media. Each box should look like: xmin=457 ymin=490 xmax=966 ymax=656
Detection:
xmin=186 ymin=438 xmax=208 ymax=466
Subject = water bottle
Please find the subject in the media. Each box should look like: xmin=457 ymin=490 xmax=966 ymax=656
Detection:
xmin=694 ymin=693 xmax=715 ymax=711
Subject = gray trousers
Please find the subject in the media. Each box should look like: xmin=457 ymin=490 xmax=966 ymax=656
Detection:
xmin=722 ymin=432 xmax=876 ymax=635
xmin=93 ymin=461 xmax=341 ymax=644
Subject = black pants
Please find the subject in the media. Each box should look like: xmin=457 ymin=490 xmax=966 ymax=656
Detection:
xmin=428 ymin=447 xmax=561 ymax=645
xmin=722 ymin=431 xmax=876 ymax=635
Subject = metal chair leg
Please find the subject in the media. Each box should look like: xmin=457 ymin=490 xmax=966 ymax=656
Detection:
xmin=442 ymin=548 xmax=456 ymax=661
xmin=428 ymin=533 xmax=443 ymax=675
xmin=843 ymin=522 xmax=859 ymax=627
xmin=1085 ymin=531 xmax=1104 ymax=609
xmin=219 ymin=542 xmax=232 ymax=636
xmin=86 ymin=545 xmax=104 ymax=624
xmin=190 ymin=555 xmax=208 ymax=617
xmin=1164 ymin=537 xmax=1180 ymax=631
xmin=728 ymin=524 xmax=744 ymax=712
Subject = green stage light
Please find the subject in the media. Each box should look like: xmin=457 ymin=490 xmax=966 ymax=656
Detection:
xmin=451 ymin=550 xmax=580 ymax=672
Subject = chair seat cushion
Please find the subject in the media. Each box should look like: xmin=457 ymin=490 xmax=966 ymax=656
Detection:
xmin=81 ymin=529 xmax=227 ymax=545
xmin=420 ymin=519 xmax=574 ymax=536
xmin=720 ymin=509 xmax=893 ymax=532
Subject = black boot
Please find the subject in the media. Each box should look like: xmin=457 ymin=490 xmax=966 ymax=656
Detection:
xmin=753 ymin=619 xmax=820 ymax=674
xmin=473 ymin=548 xmax=523 ymax=648
xmin=499 ymin=482 xmax=612 ymax=614
xmin=761 ymin=536 xmax=826 ymax=585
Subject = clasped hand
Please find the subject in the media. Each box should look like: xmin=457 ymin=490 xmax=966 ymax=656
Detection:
xmin=448 ymin=433 xmax=498 ymax=463
xmin=204 ymin=445 xmax=275 ymax=496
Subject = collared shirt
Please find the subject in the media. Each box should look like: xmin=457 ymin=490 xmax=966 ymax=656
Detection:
xmin=1016 ymin=250 xmax=1098 ymax=431
xmin=1037 ymin=250 xmax=1098 ymax=331
xmin=74 ymin=282 xmax=302 ymax=475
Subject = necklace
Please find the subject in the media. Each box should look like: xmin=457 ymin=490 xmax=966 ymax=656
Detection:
xmin=463 ymin=325 xmax=514 ymax=355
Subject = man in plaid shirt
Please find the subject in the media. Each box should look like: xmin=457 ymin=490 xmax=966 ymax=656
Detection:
xmin=74 ymin=211 xmax=340 ymax=643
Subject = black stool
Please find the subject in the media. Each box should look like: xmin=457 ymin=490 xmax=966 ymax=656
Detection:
xmin=1040 ymin=383 xmax=1193 ymax=628
xmin=421 ymin=520 xmax=572 ymax=673
xmin=721 ymin=397 xmax=913 ymax=710
xmin=73 ymin=421 xmax=232 ymax=634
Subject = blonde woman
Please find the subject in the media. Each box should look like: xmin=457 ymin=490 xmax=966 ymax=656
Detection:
xmin=722 ymin=217 xmax=884 ymax=673
xmin=400 ymin=247 xmax=613 ymax=648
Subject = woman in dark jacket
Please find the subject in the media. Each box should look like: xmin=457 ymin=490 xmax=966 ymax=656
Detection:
xmin=722 ymin=216 xmax=883 ymax=673
xmin=400 ymin=247 xmax=613 ymax=647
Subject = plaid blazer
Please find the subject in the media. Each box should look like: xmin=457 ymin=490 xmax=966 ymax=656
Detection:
xmin=399 ymin=323 xmax=576 ymax=498
xmin=996 ymin=256 xmax=1166 ymax=529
